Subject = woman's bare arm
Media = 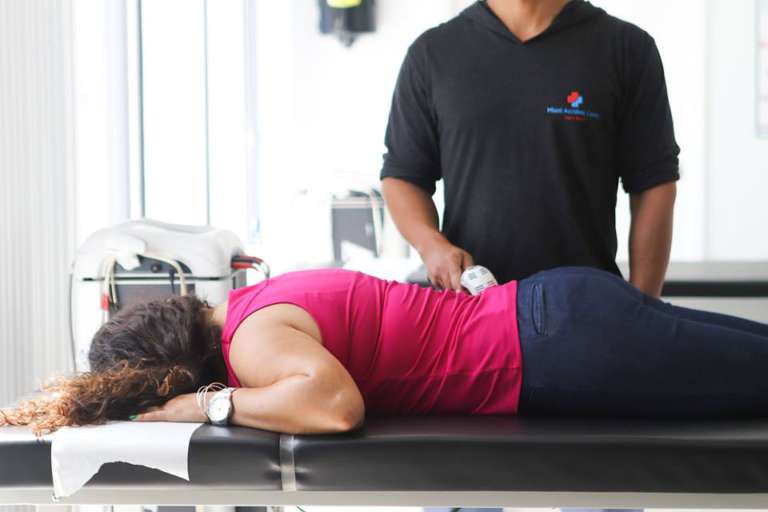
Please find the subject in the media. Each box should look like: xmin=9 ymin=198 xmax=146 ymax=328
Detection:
xmin=229 ymin=372 xmax=363 ymax=434
xmin=227 ymin=320 xmax=365 ymax=434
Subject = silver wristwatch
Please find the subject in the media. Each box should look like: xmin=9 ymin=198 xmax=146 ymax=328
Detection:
xmin=206 ymin=387 xmax=235 ymax=425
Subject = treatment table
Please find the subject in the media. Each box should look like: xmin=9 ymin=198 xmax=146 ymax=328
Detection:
xmin=3 ymin=261 xmax=768 ymax=508
xmin=6 ymin=416 xmax=768 ymax=508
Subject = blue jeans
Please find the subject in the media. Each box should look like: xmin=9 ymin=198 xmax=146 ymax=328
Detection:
xmin=516 ymin=266 xmax=768 ymax=417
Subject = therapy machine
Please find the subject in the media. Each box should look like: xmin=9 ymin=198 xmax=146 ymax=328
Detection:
xmin=69 ymin=219 xmax=268 ymax=372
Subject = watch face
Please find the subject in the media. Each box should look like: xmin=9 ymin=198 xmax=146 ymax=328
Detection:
xmin=209 ymin=395 xmax=231 ymax=422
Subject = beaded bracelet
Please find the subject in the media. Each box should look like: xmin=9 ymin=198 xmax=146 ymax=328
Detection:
xmin=195 ymin=382 xmax=228 ymax=420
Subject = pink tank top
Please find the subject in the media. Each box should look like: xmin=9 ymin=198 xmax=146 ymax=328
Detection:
xmin=220 ymin=268 xmax=522 ymax=415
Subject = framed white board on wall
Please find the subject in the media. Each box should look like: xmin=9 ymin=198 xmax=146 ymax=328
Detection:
xmin=759 ymin=0 xmax=768 ymax=136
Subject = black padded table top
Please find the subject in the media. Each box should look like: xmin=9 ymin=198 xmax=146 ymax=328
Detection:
xmin=291 ymin=416 xmax=768 ymax=493
xmin=0 ymin=423 xmax=281 ymax=490
xmin=4 ymin=416 xmax=768 ymax=495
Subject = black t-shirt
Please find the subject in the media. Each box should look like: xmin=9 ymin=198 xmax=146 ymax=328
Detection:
xmin=380 ymin=0 xmax=680 ymax=284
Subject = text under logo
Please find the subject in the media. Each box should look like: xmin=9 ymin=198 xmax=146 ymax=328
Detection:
xmin=546 ymin=90 xmax=600 ymax=121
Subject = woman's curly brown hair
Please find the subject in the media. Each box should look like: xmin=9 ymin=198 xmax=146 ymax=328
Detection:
xmin=0 ymin=294 xmax=227 ymax=437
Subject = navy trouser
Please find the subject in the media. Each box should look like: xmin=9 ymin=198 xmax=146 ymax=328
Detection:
xmin=516 ymin=266 xmax=768 ymax=418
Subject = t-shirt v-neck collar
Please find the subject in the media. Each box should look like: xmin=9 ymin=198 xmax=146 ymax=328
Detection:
xmin=473 ymin=0 xmax=584 ymax=45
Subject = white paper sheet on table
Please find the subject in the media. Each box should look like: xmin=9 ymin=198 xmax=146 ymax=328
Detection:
xmin=49 ymin=420 xmax=204 ymax=499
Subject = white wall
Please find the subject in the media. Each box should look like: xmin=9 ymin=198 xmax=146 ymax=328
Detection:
xmin=707 ymin=0 xmax=768 ymax=259
xmin=249 ymin=1 xmax=468 ymax=272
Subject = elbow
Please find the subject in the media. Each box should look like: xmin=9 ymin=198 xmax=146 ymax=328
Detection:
xmin=285 ymin=404 xmax=363 ymax=435
xmin=335 ymin=405 xmax=365 ymax=432
xmin=306 ymin=368 xmax=366 ymax=433
xmin=332 ymin=415 xmax=362 ymax=433
xmin=330 ymin=391 xmax=365 ymax=432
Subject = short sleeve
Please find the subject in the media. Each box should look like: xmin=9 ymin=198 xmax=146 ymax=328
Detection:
xmin=380 ymin=43 xmax=442 ymax=196
xmin=617 ymin=34 xmax=681 ymax=194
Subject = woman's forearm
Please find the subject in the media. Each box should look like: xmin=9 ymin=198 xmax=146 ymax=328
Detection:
xmin=134 ymin=372 xmax=364 ymax=433
xmin=230 ymin=374 xmax=365 ymax=434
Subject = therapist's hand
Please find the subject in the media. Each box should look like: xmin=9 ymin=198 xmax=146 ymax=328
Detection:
xmin=131 ymin=393 xmax=208 ymax=423
xmin=418 ymin=233 xmax=474 ymax=292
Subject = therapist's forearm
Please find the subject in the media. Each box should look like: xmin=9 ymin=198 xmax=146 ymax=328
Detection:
xmin=628 ymin=182 xmax=676 ymax=298
xmin=381 ymin=177 xmax=445 ymax=253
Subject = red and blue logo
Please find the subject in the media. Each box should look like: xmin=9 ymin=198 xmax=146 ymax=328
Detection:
xmin=546 ymin=90 xmax=600 ymax=121
xmin=567 ymin=91 xmax=584 ymax=108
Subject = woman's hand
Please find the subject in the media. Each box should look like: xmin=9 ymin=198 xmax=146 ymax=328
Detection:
xmin=131 ymin=392 xmax=208 ymax=423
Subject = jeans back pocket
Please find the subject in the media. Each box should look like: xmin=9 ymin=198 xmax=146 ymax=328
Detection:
xmin=532 ymin=282 xmax=547 ymax=336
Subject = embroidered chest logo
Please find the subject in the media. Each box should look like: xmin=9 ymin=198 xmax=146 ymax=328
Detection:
xmin=547 ymin=90 xmax=601 ymax=121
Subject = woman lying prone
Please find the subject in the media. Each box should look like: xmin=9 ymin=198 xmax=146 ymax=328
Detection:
xmin=4 ymin=266 xmax=768 ymax=436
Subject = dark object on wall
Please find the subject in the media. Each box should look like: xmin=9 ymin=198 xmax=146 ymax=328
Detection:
xmin=319 ymin=0 xmax=376 ymax=47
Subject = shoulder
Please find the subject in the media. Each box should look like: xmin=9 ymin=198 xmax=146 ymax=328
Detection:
xmin=405 ymin=12 xmax=472 ymax=62
xmin=228 ymin=315 xmax=288 ymax=388
xmin=414 ymin=14 xmax=468 ymax=44
xmin=228 ymin=300 xmax=358 ymax=390
xmin=591 ymin=12 xmax=663 ymax=87
xmin=596 ymin=11 xmax=658 ymax=54
xmin=228 ymin=308 xmax=322 ymax=388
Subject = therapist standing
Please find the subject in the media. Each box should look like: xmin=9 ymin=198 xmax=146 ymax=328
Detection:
xmin=380 ymin=0 xmax=680 ymax=298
